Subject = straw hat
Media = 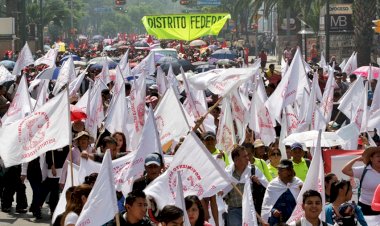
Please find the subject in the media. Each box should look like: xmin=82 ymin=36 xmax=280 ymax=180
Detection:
xmin=73 ymin=131 xmax=93 ymax=143
xmin=362 ymin=146 xmax=380 ymax=165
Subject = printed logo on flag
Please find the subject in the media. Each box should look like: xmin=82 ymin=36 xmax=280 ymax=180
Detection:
xmin=137 ymin=103 xmax=145 ymax=126
xmin=168 ymin=164 xmax=204 ymax=198
xmin=18 ymin=111 xmax=54 ymax=155
xmin=221 ymin=125 xmax=233 ymax=148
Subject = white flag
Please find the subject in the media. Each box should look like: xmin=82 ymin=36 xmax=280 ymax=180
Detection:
xmin=285 ymin=105 xmax=300 ymax=135
xmin=131 ymin=53 xmax=155 ymax=77
xmin=154 ymin=86 xmax=191 ymax=145
xmin=187 ymin=67 xmax=258 ymax=97
xmin=320 ymin=68 xmax=337 ymax=122
xmin=352 ymin=82 xmax=368 ymax=132
xmin=174 ymin=172 xmax=191 ymax=226
xmin=110 ymin=65 xmax=125 ymax=106
xmin=85 ymin=83 xmax=104 ymax=140
xmin=76 ymin=150 xmax=119 ymax=226
xmin=266 ymin=48 xmax=303 ymax=122
xmin=1 ymin=75 xmax=32 ymax=125
xmin=35 ymin=80 xmax=49 ymax=109
xmin=105 ymin=73 xmax=128 ymax=136
xmin=230 ymin=89 xmax=247 ymax=144
xmin=129 ymin=73 xmax=146 ymax=149
xmin=339 ymin=58 xmax=347 ymax=70
xmin=75 ymin=87 xmax=90 ymax=112
xmin=0 ymin=65 xmax=15 ymax=85
xmin=342 ymin=52 xmax=357 ymax=76
xmin=248 ymin=89 xmax=276 ymax=146
xmin=0 ymin=90 xmax=70 ymax=167
xmin=34 ymin=48 xmax=58 ymax=68
xmin=115 ymin=107 xmax=162 ymax=196
xmin=281 ymin=56 xmax=289 ymax=75
xmin=118 ymin=49 xmax=129 ymax=71
xmin=95 ymin=59 xmax=111 ymax=85
xmin=68 ymin=68 xmax=87 ymax=97
xmin=216 ymin=97 xmax=236 ymax=152
xmin=242 ymin=179 xmax=258 ymax=226
xmin=13 ymin=42 xmax=34 ymax=76
xmin=156 ymin=66 xmax=168 ymax=96
xmin=167 ymin=64 xmax=181 ymax=97
xmin=144 ymin=132 xmax=232 ymax=209
xmin=368 ymin=74 xmax=380 ymax=130
xmin=52 ymin=56 xmax=76 ymax=95
xmin=319 ymin=52 xmax=327 ymax=73
xmin=52 ymin=161 xmax=80 ymax=224
xmin=338 ymin=76 xmax=365 ymax=120
xmin=287 ymin=130 xmax=325 ymax=223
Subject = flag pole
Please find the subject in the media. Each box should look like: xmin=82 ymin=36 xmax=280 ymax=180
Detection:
xmin=192 ymin=97 xmax=223 ymax=132
xmin=66 ymin=87 xmax=74 ymax=186
xmin=115 ymin=213 xmax=120 ymax=226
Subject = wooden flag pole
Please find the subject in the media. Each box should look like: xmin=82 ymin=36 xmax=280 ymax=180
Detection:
xmin=192 ymin=97 xmax=223 ymax=132
xmin=115 ymin=213 xmax=120 ymax=226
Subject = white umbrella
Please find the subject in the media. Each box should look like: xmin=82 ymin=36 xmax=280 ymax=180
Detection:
xmin=189 ymin=39 xmax=206 ymax=47
xmin=283 ymin=130 xmax=346 ymax=147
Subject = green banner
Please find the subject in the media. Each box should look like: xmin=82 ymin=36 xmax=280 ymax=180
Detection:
xmin=141 ymin=13 xmax=231 ymax=41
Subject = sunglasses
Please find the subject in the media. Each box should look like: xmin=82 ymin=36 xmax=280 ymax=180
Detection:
xmin=270 ymin=152 xmax=281 ymax=157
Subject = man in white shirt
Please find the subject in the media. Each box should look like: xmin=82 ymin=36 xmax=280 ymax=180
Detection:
xmin=289 ymin=189 xmax=332 ymax=226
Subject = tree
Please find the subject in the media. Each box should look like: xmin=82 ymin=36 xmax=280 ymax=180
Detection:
xmin=353 ymin=0 xmax=376 ymax=66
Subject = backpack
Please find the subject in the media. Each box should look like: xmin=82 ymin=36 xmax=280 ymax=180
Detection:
xmin=250 ymin=164 xmax=266 ymax=215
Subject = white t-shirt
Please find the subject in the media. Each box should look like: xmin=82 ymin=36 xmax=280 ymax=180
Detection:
xmin=64 ymin=211 xmax=79 ymax=225
xmin=289 ymin=217 xmax=332 ymax=226
xmin=353 ymin=165 xmax=380 ymax=205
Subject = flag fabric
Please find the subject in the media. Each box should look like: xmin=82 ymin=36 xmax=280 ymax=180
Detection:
xmin=68 ymin=68 xmax=87 ymax=97
xmin=131 ymin=53 xmax=155 ymax=77
xmin=144 ymin=132 xmax=232 ymax=209
xmin=338 ymin=76 xmax=365 ymax=120
xmin=216 ymin=97 xmax=236 ymax=152
xmin=336 ymin=123 xmax=360 ymax=150
xmin=247 ymin=89 xmax=276 ymax=146
xmin=0 ymin=90 xmax=70 ymax=167
xmin=342 ymin=52 xmax=357 ymax=76
xmin=154 ymin=86 xmax=191 ymax=145
xmin=287 ymin=130 xmax=325 ymax=223
xmin=52 ymin=161 xmax=80 ymax=224
xmin=107 ymin=65 xmax=125 ymax=116
xmin=266 ymin=48 xmax=303 ymax=122
xmin=279 ymin=111 xmax=288 ymax=159
xmin=320 ymin=68 xmax=336 ymax=122
xmin=230 ymin=89 xmax=247 ymax=144
xmin=95 ymin=59 xmax=111 ymax=85
xmin=281 ymin=56 xmax=289 ymax=75
xmin=128 ymin=73 xmax=146 ymax=150
xmin=339 ymin=58 xmax=347 ymax=70
xmin=369 ymin=75 xmax=380 ymax=130
xmin=181 ymin=67 xmax=202 ymax=120
xmin=75 ymin=150 xmax=119 ymax=226
xmin=156 ymin=66 xmax=168 ymax=96
xmin=352 ymin=82 xmax=368 ymax=132
xmin=75 ymin=87 xmax=90 ymax=112
xmin=35 ymin=80 xmax=49 ymax=109
xmin=242 ymin=179 xmax=258 ymax=226
xmin=285 ymin=105 xmax=300 ymax=135
xmin=52 ymin=56 xmax=76 ymax=95
xmin=1 ymin=75 xmax=32 ymax=125
xmin=34 ymin=48 xmax=58 ymax=68
xmin=174 ymin=172 xmax=191 ymax=226
xmin=167 ymin=64 xmax=181 ymax=97
xmin=118 ymin=49 xmax=129 ymax=71
xmin=12 ymin=42 xmax=34 ymax=76
xmin=0 ymin=65 xmax=15 ymax=85
xmin=104 ymin=74 xmax=128 ymax=137
xmin=115 ymin=107 xmax=162 ymax=196
xmin=319 ymin=52 xmax=327 ymax=73
xmin=85 ymin=83 xmax=104 ymax=140
xmin=187 ymin=68 xmax=258 ymax=97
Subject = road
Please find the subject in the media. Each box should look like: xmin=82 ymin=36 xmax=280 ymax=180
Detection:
xmin=0 ymin=181 xmax=51 ymax=226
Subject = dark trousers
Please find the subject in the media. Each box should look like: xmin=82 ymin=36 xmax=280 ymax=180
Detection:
xmin=1 ymin=166 xmax=27 ymax=209
xmin=358 ymin=201 xmax=380 ymax=216
xmin=28 ymin=178 xmax=43 ymax=214
xmin=40 ymin=177 xmax=60 ymax=213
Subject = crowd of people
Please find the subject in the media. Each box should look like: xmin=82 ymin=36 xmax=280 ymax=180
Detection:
xmin=0 ymin=34 xmax=380 ymax=226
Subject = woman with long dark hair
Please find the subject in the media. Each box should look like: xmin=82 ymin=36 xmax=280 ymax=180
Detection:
xmin=61 ymin=184 xmax=92 ymax=226
xmin=185 ymin=196 xmax=212 ymax=226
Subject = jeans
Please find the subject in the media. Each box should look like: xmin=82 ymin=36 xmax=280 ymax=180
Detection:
xmin=227 ymin=207 xmax=242 ymax=226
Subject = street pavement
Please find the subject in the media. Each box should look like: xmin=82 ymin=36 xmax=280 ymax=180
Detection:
xmin=0 ymin=181 xmax=51 ymax=226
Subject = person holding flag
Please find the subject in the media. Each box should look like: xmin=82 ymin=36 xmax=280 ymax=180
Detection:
xmin=261 ymin=159 xmax=303 ymax=226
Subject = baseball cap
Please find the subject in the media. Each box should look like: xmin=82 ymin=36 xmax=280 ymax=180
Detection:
xmin=291 ymin=142 xmax=303 ymax=151
xmin=202 ymin=131 xmax=216 ymax=140
xmin=277 ymin=159 xmax=293 ymax=169
xmin=144 ymin=153 xmax=162 ymax=166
